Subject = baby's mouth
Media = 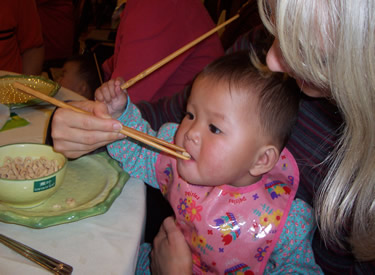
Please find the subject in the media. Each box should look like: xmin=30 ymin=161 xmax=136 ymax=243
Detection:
xmin=181 ymin=151 xmax=192 ymax=160
xmin=183 ymin=149 xmax=194 ymax=161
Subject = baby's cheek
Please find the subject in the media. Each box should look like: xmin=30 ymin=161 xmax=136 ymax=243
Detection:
xmin=174 ymin=128 xmax=184 ymax=147
xmin=202 ymin=146 xmax=225 ymax=172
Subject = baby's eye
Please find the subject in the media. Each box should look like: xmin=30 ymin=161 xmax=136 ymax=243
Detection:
xmin=185 ymin=112 xmax=194 ymax=120
xmin=209 ymin=124 xmax=222 ymax=134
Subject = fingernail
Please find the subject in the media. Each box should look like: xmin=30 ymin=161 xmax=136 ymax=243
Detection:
xmin=113 ymin=123 xmax=122 ymax=130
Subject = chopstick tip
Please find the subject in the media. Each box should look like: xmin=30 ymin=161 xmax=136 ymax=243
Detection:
xmin=181 ymin=151 xmax=191 ymax=160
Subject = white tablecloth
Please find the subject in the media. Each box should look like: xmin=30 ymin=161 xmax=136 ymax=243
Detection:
xmin=0 ymin=71 xmax=147 ymax=274
xmin=0 ymin=177 xmax=146 ymax=275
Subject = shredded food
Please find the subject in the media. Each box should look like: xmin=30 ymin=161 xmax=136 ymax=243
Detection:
xmin=0 ymin=156 xmax=62 ymax=180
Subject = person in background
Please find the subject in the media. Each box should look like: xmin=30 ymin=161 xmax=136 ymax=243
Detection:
xmin=102 ymin=0 xmax=224 ymax=103
xmin=57 ymin=55 xmax=101 ymax=100
xmin=95 ymin=51 xmax=321 ymax=274
xmin=36 ymin=0 xmax=75 ymax=70
xmin=0 ymin=0 xmax=44 ymax=75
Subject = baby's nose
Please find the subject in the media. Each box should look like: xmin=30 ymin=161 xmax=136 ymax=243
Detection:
xmin=185 ymin=125 xmax=200 ymax=145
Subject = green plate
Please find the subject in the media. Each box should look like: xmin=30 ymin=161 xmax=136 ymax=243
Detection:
xmin=0 ymin=75 xmax=60 ymax=109
xmin=0 ymin=152 xmax=129 ymax=228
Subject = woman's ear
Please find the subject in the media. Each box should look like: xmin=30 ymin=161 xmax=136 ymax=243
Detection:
xmin=249 ymin=145 xmax=279 ymax=177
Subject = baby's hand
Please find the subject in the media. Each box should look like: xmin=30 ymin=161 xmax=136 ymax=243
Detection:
xmin=95 ymin=77 xmax=127 ymax=119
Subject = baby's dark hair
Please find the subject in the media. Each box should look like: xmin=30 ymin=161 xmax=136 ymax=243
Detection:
xmin=65 ymin=54 xmax=101 ymax=99
xmin=198 ymin=51 xmax=301 ymax=150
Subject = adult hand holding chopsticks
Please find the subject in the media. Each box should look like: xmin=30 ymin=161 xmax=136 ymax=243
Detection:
xmin=51 ymin=99 xmax=126 ymax=159
xmin=14 ymin=82 xmax=190 ymax=160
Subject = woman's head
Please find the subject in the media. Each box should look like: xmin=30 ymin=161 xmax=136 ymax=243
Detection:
xmin=258 ymin=0 xmax=375 ymax=260
xmin=259 ymin=0 xmax=375 ymax=100
xmin=175 ymin=51 xmax=300 ymax=188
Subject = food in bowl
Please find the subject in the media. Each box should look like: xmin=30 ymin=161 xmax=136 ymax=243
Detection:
xmin=0 ymin=143 xmax=67 ymax=208
xmin=0 ymin=156 xmax=62 ymax=180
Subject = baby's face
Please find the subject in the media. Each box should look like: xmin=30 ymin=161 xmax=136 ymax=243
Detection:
xmin=175 ymin=76 xmax=268 ymax=187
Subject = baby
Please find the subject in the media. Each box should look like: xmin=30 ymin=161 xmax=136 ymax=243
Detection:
xmin=96 ymin=51 xmax=322 ymax=274
xmin=57 ymin=54 xmax=101 ymax=100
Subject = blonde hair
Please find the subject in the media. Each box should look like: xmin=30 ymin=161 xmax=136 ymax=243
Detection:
xmin=258 ymin=0 xmax=375 ymax=261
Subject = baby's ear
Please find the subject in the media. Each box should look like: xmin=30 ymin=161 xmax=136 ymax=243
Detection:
xmin=249 ymin=145 xmax=279 ymax=177
xmin=77 ymin=81 xmax=91 ymax=99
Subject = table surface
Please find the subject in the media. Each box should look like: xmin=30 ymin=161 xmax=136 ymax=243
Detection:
xmin=0 ymin=177 xmax=146 ymax=275
xmin=0 ymin=71 xmax=146 ymax=274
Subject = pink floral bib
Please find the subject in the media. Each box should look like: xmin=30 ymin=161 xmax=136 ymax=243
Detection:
xmin=155 ymin=148 xmax=299 ymax=274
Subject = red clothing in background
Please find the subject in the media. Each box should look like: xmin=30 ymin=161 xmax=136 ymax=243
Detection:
xmin=102 ymin=0 xmax=224 ymax=103
xmin=36 ymin=0 xmax=75 ymax=61
xmin=0 ymin=0 xmax=43 ymax=73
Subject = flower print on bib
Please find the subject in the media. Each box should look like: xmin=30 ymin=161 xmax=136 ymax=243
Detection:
xmin=155 ymin=148 xmax=299 ymax=274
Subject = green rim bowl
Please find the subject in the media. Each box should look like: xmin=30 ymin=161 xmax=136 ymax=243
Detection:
xmin=0 ymin=143 xmax=67 ymax=208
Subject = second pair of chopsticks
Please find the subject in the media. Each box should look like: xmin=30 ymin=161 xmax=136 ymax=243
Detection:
xmin=0 ymin=234 xmax=73 ymax=274
xmin=13 ymin=82 xmax=190 ymax=160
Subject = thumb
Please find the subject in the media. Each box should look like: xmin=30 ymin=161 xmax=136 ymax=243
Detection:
xmin=163 ymin=217 xmax=185 ymax=244
xmin=92 ymin=101 xmax=112 ymax=119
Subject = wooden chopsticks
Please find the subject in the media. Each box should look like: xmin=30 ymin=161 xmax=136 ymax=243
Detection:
xmin=120 ymin=14 xmax=239 ymax=90
xmin=12 ymin=82 xmax=191 ymax=160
